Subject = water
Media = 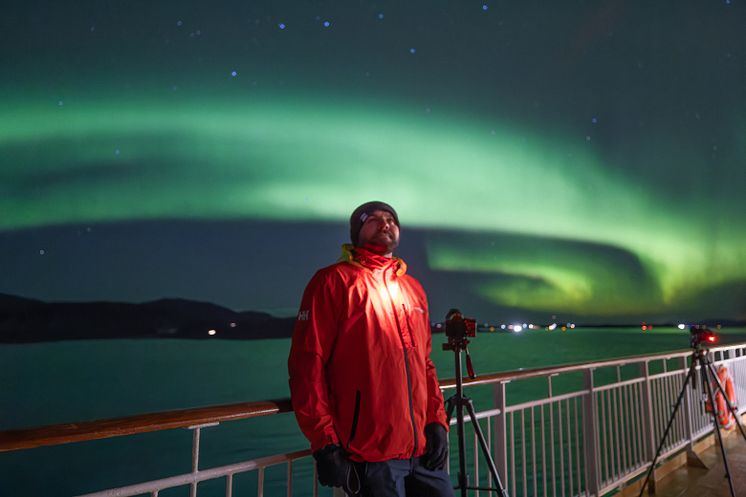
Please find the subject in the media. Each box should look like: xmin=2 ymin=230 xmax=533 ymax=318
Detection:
xmin=3 ymin=327 xmax=745 ymax=496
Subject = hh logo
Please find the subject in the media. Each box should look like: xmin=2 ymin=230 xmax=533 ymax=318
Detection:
xmin=297 ymin=310 xmax=310 ymax=321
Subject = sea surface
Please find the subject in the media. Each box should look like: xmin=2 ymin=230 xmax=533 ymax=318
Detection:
xmin=3 ymin=327 xmax=746 ymax=497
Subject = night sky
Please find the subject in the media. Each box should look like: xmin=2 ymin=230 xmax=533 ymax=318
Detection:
xmin=2 ymin=1 xmax=745 ymax=324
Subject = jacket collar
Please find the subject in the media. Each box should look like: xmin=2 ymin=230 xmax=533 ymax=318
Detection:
xmin=339 ymin=244 xmax=407 ymax=276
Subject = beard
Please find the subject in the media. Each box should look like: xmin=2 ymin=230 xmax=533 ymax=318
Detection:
xmin=362 ymin=232 xmax=399 ymax=255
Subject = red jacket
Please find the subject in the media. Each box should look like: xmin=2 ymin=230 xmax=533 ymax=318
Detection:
xmin=288 ymin=245 xmax=448 ymax=462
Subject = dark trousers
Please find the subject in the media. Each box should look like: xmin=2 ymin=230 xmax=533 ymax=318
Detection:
xmin=352 ymin=456 xmax=455 ymax=497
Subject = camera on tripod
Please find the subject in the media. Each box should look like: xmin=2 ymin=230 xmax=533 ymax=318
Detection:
xmin=444 ymin=308 xmax=476 ymax=343
xmin=638 ymin=322 xmax=744 ymax=497
xmin=441 ymin=308 xmax=508 ymax=497
xmin=690 ymin=324 xmax=718 ymax=349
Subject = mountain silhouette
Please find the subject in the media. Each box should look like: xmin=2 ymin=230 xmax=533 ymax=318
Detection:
xmin=0 ymin=293 xmax=295 ymax=343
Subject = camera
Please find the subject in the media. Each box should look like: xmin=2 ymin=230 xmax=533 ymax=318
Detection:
xmin=690 ymin=325 xmax=718 ymax=349
xmin=442 ymin=308 xmax=478 ymax=373
xmin=445 ymin=308 xmax=476 ymax=341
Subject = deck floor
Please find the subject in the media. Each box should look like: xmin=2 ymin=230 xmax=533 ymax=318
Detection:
xmin=653 ymin=430 xmax=746 ymax=497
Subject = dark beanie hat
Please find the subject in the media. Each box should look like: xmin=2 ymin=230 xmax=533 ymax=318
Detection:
xmin=350 ymin=201 xmax=399 ymax=246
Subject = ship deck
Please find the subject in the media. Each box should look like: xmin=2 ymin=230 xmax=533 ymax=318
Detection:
xmin=655 ymin=431 xmax=746 ymax=497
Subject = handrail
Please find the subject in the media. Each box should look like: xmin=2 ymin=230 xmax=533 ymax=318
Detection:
xmin=441 ymin=345 xmax=699 ymax=387
xmin=0 ymin=399 xmax=291 ymax=452
xmin=1 ymin=342 xmax=740 ymax=453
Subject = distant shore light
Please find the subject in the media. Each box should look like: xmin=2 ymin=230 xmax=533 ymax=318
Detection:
xmin=208 ymin=329 xmax=217 ymax=336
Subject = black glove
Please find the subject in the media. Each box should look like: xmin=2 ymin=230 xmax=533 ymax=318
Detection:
xmin=422 ymin=423 xmax=448 ymax=470
xmin=313 ymin=444 xmax=350 ymax=488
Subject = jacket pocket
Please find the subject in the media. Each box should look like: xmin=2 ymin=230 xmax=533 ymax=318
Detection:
xmin=347 ymin=390 xmax=362 ymax=448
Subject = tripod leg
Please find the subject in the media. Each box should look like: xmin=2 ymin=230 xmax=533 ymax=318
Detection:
xmin=464 ymin=399 xmax=509 ymax=497
xmin=702 ymin=363 xmax=737 ymax=497
xmin=637 ymin=358 xmax=698 ymax=497
xmin=705 ymin=360 xmax=746 ymax=443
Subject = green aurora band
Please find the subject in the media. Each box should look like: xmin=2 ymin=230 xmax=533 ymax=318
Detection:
xmin=2 ymin=94 xmax=744 ymax=316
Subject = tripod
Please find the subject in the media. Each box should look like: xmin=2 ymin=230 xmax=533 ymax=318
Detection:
xmin=637 ymin=344 xmax=746 ymax=497
xmin=443 ymin=329 xmax=508 ymax=497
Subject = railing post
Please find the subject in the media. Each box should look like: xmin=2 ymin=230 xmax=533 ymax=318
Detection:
xmin=188 ymin=422 xmax=219 ymax=497
xmin=190 ymin=426 xmax=200 ymax=497
xmin=583 ymin=369 xmax=600 ymax=497
xmin=493 ymin=380 xmax=509 ymax=489
xmin=680 ymin=355 xmax=707 ymax=468
xmin=639 ymin=360 xmax=657 ymax=493
xmin=679 ymin=355 xmax=695 ymax=448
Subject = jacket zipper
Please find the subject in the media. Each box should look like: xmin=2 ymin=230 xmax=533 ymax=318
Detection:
xmin=403 ymin=304 xmax=416 ymax=348
xmin=347 ymin=390 xmax=361 ymax=449
xmin=384 ymin=274 xmax=419 ymax=457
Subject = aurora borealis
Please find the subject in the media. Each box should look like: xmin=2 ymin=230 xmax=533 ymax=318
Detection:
xmin=2 ymin=1 xmax=745 ymax=322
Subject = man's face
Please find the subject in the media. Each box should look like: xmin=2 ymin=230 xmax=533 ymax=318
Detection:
xmin=357 ymin=209 xmax=400 ymax=256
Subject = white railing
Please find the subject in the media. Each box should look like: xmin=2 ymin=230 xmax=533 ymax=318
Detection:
xmin=4 ymin=342 xmax=744 ymax=497
xmin=82 ymin=343 xmax=746 ymax=497
xmin=462 ymin=343 xmax=746 ymax=497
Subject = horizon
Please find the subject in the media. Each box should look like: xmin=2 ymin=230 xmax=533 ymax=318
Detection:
xmin=3 ymin=287 xmax=744 ymax=329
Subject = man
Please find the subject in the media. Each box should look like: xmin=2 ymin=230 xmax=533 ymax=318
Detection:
xmin=288 ymin=201 xmax=454 ymax=497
